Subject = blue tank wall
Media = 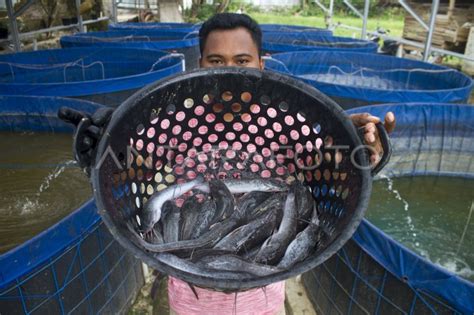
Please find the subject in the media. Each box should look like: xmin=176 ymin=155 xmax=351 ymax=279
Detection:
xmin=0 ymin=48 xmax=183 ymax=107
xmin=265 ymin=52 xmax=473 ymax=108
xmin=303 ymin=103 xmax=474 ymax=314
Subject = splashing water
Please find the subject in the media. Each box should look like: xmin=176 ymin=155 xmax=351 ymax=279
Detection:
xmin=15 ymin=160 xmax=78 ymax=216
xmin=0 ymin=132 xmax=91 ymax=253
xmin=367 ymin=176 xmax=474 ymax=282
xmin=435 ymin=256 xmax=474 ymax=279
xmin=379 ymin=174 xmax=418 ymax=245
xmin=456 ymin=201 xmax=474 ymax=256
xmin=37 ymin=160 xmax=77 ymax=196
xmin=18 ymin=197 xmax=40 ymax=216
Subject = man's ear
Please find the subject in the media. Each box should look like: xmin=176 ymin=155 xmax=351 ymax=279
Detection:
xmin=259 ymin=57 xmax=265 ymax=70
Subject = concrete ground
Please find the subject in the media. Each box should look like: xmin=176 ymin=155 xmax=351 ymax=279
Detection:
xmin=128 ymin=266 xmax=317 ymax=315
xmin=285 ymin=276 xmax=317 ymax=315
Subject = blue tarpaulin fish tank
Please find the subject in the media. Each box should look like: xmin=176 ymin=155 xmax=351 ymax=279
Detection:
xmin=265 ymin=51 xmax=473 ymax=108
xmin=109 ymin=22 xmax=197 ymax=31
xmin=108 ymin=22 xmax=333 ymax=37
xmin=0 ymin=96 xmax=145 ymax=314
xmin=0 ymin=47 xmax=183 ymax=106
xmin=259 ymin=24 xmax=332 ymax=35
xmin=60 ymin=30 xmax=200 ymax=70
xmin=303 ymin=103 xmax=474 ymax=314
xmin=263 ymin=33 xmax=377 ymax=54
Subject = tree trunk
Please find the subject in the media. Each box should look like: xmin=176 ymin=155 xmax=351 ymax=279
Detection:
xmin=158 ymin=0 xmax=184 ymax=22
xmin=216 ymin=0 xmax=230 ymax=13
xmin=301 ymin=0 xmax=309 ymax=10
xmin=190 ymin=0 xmax=204 ymax=20
xmin=39 ymin=0 xmax=58 ymax=28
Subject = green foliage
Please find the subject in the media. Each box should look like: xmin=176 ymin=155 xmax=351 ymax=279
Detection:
xmin=87 ymin=21 xmax=108 ymax=32
xmin=184 ymin=1 xmax=264 ymax=23
xmin=266 ymin=5 xmax=299 ymax=16
xmin=240 ymin=0 xmax=403 ymax=18
xmin=183 ymin=4 xmax=216 ymax=23
xmin=332 ymin=0 xmax=379 ymax=16
xmin=183 ymin=1 xmax=404 ymax=25
xmin=227 ymin=1 xmax=262 ymax=14
xmin=299 ymin=4 xmax=326 ymax=17
xmin=250 ymin=11 xmax=404 ymax=38
xmin=196 ymin=4 xmax=217 ymax=20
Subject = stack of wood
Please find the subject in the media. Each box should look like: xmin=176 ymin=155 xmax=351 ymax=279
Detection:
xmin=402 ymin=0 xmax=473 ymax=53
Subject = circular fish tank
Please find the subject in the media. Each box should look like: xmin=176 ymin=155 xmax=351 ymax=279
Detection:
xmin=0 ymin=47 xmax=183 ymax=107
xmin=302 ymin=103 xmax=474 ymax=314
xmin=0 ymin=96 xmax=145 ymax=314
xmin=263 ymin=33 xmax=377 ymax=54
xmin=260 ymin=24 xmax=332 ymax=36
xmin=265 ymin=51 xmax=473 ymax=108
xmin=60 ymin=30 xmax=199 ymax=70
xmin=109 ymin=22 xmax=197 ymax=31
xmin=108 ymin=22 xmax=333 ymax=36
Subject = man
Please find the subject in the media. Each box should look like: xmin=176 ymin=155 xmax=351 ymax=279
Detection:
xmin=166 ymin=13 xmax=396 ymax=315
xmin=198 ymin=13 xmax=395 ymax=164
xmin=60 ymin=13 xmax=395 ymax=315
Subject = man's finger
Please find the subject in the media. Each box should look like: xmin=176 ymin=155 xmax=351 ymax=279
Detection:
xmin=370 ymin=153 xmax=379 ymax=165
xmin=365 ymin=122 xmax=376 ymax=134
xmin=364 ymin=132 xmax=376 ymax=144
xmin=350 ymin=113 xmax=380 ymax=127
xmin=384 ymin=111 xmax=396 ymax=133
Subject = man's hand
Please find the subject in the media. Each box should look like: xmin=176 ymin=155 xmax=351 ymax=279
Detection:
xmin=58 ymin=106 xmax=114 ymax=175
xmin=350 ymin=112 xmax=395 ymax=166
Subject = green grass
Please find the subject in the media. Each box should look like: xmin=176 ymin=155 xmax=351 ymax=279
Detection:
xmin=250 ymin=12 xmax=404 ymax=38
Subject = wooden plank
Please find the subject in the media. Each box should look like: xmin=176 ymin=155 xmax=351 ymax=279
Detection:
xmin=462 ymin=27 xmax=474 ymax=76
xmin=402 ymin=2 xmax=473 ymax=51
xmin=448 ymin=0 xmax=455 ymax=20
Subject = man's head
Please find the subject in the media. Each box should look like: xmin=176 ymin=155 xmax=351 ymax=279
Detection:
xmin=199 ymin=13 xmax=263 ymax=69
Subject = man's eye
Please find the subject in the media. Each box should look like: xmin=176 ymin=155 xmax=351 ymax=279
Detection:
xmin=210 ymin=59 xmax=223 ymax=65
xmin=237 ymin=59 xmax=250 ymax=65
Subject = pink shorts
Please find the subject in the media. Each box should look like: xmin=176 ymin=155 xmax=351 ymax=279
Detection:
xmin=168 ymin=276 xmax=286 ymax=315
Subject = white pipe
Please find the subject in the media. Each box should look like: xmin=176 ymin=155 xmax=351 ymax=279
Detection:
xmin=361 ymin=0 xmax=370 ymax=40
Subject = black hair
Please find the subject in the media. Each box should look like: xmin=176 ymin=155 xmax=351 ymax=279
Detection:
xmin=199 ymin=13 xmax=262 ymax=57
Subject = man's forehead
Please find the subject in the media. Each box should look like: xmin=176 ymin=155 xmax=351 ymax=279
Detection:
xmin=202 ymin=27 xmax=259 ymax=56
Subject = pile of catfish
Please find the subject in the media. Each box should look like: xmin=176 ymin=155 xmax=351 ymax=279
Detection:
xmin=127 ymin=175 xmax=322 ymax=278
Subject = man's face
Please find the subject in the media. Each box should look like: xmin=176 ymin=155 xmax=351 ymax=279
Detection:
xmin=200 ymin=27 xmax=264 ymax=70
